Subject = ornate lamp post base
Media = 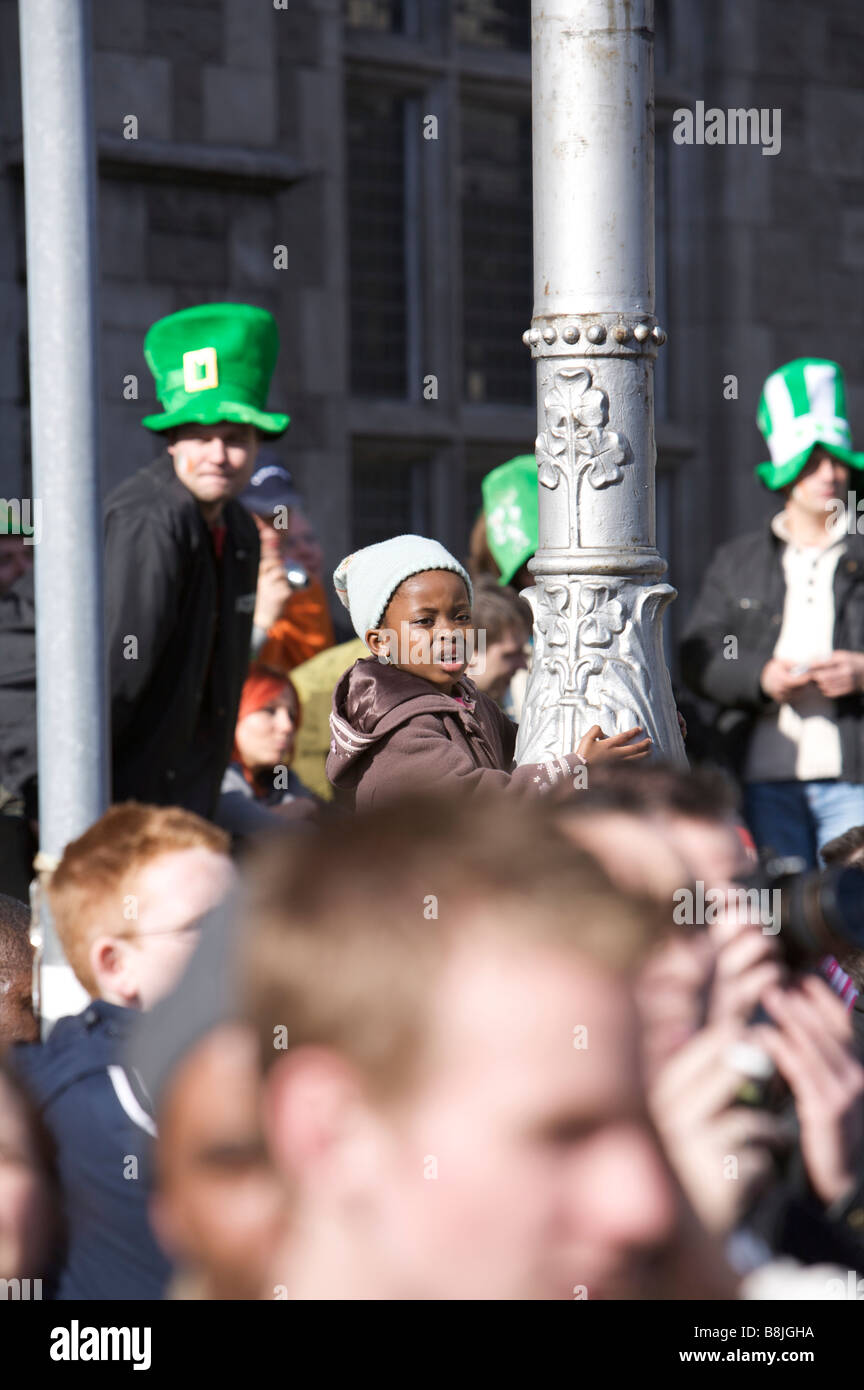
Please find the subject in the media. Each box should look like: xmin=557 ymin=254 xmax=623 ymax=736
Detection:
xmin=518 ymin=2 xmax=686 ymax=769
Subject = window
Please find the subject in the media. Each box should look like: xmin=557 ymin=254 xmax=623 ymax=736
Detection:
xmin=352 ymin=439 xmax=431 ymax=545
xmin=454 ymin=0 xmax=530 ymax=51
xmin=344 ymin=5 xmax=536 ymax=551
xmin=345 ymin=0 xmax=407 ymax=35
xmin=346 ymin=85 xmax=413 ymax=397
xmin=461 ymin=103 xmax=533 ymax=405
xmin=655 ymin=0 xmax=671 ymax=74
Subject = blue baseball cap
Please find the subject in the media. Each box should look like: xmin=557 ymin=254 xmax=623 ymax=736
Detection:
xmin=239 ymin=453 xmax=301 ymax=519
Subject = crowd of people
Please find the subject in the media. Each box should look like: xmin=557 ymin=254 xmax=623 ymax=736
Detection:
xmin=0 ymin=304 xmax=863 ymax=1301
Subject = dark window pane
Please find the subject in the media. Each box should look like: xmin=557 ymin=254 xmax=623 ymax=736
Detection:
xmin=461 ymin=104 xmax=533 ymax=405
xmin=352 ymin=442 xmax=430 ymax=546
xmin=655 ymin=0 xmax=671 ymax=73
xmin=454 ymin=0 xmax=530 ymax=51
xmin=345 ymin=0 xmax=403 ymax=33
xmin=347 ymin=86 xmax=408 ymax=397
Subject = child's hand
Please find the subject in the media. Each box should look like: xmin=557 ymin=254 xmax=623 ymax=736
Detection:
xmin=577 ymin=724 xmax=652 ymax=764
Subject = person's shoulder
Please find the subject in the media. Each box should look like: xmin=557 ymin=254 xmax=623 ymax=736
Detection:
xmin=106 ymin=454 xmax=166 ymax=507
xmin=10 ymin=1007 xmax=96 ymax=1103
xmin=696 ymin=525 xmax=778 ymax=586
xmin=105 ymin=455 xmax=196 ymax=529
xmin=12 ymin=1003 xmax=133 ymax=1091
xmin=220 ymin=761 xmax=253 ymax=796
xmin=293 ymin=638 xmax=368 ymax=697
xmin=844 ymin=530 xmax=864 ymax=563
xmin=709 ymin=523 xmax=775 ymax=562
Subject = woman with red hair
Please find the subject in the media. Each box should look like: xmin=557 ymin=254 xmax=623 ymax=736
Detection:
xmin=217 ymin=665 xmax=319 ymax=838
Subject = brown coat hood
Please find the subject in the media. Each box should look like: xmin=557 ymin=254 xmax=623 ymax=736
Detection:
xmin=327 ymin=657 xmax=574 ymax=809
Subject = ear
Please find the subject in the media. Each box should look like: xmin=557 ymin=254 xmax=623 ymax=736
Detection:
xmin=89 ymin=935 xmax=138 ymax=1006
xmin=365 ymin=628 xmax=390 ymax=661
xmin=263 ymin=1048 xmax=371 ymax=1191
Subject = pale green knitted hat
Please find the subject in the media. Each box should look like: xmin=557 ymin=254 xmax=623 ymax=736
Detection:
xmin=333 ymin=535 xmax=473 ymax=642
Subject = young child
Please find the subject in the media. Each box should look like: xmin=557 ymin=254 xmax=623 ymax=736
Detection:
xmin=10 ymin=803 xmax=235 ymax=1300
xmin=327 ymin=534 xmax=650 ymax=808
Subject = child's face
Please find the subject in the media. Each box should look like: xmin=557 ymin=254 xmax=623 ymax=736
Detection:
xmin=91 ymin=849 xmax=236 ymax=1011
xmin=368 ymin=570 xmax=474 ymax=692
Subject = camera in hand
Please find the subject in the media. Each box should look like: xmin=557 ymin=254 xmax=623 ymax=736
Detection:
xmin=283 ymin=561 xmax=310 ymax=591
xmin=747 ymin=856 xmax=864 ymax=968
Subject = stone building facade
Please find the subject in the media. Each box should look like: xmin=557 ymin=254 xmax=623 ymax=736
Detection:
xmin=0 ymin=0 xmax=862 ymax=665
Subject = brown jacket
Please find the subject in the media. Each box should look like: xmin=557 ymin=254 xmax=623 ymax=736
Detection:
xmin=327 ymin=657 xmax=582 ymax=809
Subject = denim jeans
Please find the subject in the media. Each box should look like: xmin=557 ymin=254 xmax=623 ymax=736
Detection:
xmin=743 ymin=779 xmax=864 ymax=869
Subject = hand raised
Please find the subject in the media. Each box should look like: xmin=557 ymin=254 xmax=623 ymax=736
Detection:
xmin=577 ymin=723 xmax=652 ymax=764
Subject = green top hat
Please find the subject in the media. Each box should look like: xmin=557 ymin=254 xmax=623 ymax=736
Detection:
xmin=755 ymin=357 xmax=864 ymax=490
xmin=141 ymin=302 xmax=290 ymax=437
xmin=481 ymin=454 xmax=539 ymax=586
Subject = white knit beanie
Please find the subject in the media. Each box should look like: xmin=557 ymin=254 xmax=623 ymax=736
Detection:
xmin=333 ymin=535 xmax=473 ymax=642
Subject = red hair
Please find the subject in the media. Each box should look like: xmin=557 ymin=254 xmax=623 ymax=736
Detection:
xmin=232 ymin=665 xmax=301 ymax=779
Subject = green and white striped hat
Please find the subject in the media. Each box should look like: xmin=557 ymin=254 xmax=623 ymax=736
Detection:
xmin=756 ymin=358 xmax=864 ymax=490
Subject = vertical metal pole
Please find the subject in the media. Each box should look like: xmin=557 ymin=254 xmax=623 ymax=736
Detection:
xmin=517 ymin=0 xmax=686 ymax=767
xmin=19 ymin=0 xmax=107 ymax=1027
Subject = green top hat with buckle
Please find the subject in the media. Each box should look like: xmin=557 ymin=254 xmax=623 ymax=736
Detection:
xmin=141 ymin=302 xmax=290 ymax=437
xmin=755 ymin=357 xmax=864 ymax=490
xmin=481 ymin=454 xmax=539 ymax=586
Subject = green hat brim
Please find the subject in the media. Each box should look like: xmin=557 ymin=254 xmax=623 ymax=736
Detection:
xmin=141 ymin=398 xmax=290 ymax=438
xmin=756 ymin=441 xmax=864 ymax=491
xmin=496 ymin=547 xmax=535 ymax=588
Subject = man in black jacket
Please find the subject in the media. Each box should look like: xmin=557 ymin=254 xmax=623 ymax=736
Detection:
xmin=681 ymin=358 xmax=864 ymax=865
xmin=106 ymin=302 xmax=291 ymax=818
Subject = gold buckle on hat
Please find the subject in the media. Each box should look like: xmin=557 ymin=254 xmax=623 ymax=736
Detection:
xmin=183 ymin=346 xmax=219 ymax=393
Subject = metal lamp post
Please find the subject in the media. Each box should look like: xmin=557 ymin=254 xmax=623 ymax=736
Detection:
xmin=19 ymin=0 xmax=107 ymax=1029
xmin=516 ymin=0 xmax=686 ymax=768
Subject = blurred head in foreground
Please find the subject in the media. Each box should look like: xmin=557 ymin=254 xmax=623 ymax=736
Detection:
xmin=559 ymin=764 xmax=773 ymax=1076
xmin=242 ymin=794 xmax=715 ymax=1300
xmin=0 ymin=896 xmax=37 ymax=1044
xmin=133 ymin=896 xmax=284 ymax=1301
xmin=0 ymin=1058 xmax=58 ymax=1281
